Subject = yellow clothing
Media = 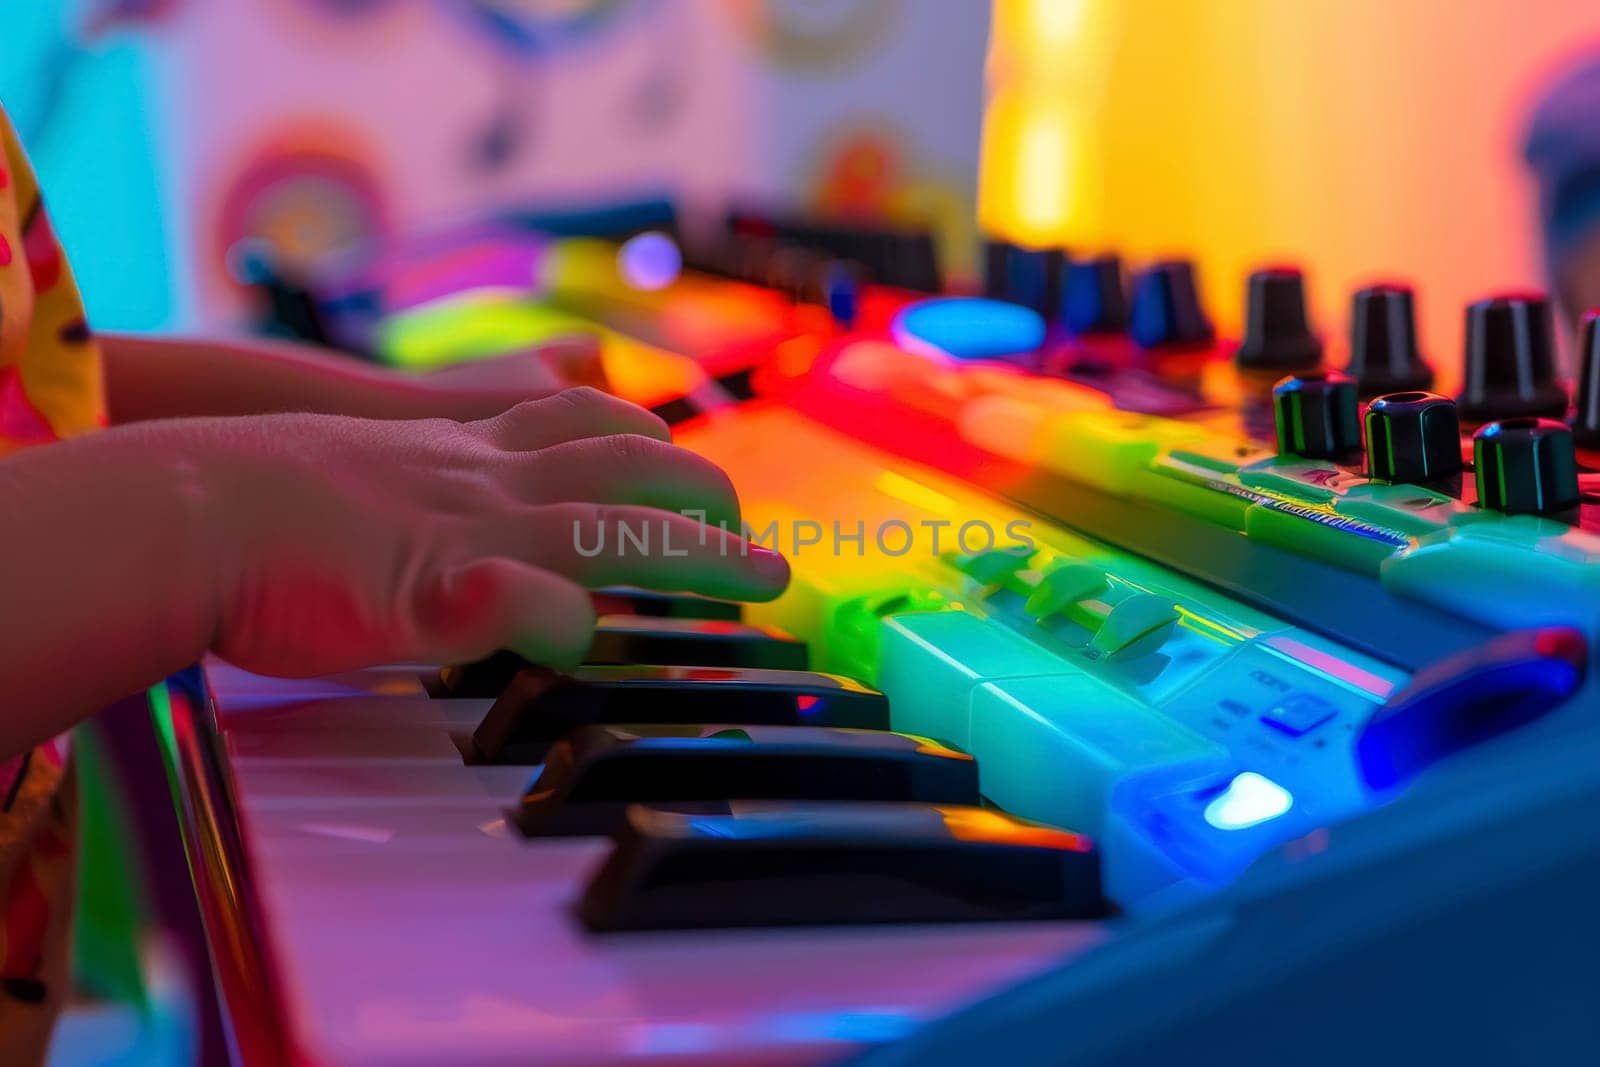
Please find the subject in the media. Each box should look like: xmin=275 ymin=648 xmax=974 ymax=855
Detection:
xmin=0 ymin=107 xmax=99 ymax=1062
xmin=0 ymin=107 xmax=105 ymax=450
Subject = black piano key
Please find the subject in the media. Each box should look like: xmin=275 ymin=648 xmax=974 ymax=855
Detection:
xmin=589 ymin=587 xmax=743 ymax=621
xmin=512 ymin=724 xmax=978 ymax=836
xmin=470 ymin=666 xmax=890 ymax=764
xmin=432 ymin=616 xmax=808 ymax=698
xmin=580 ymin=801 xmax=1107 ymax=931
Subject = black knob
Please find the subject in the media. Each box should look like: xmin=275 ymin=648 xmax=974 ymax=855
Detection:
xmin=889 ymin=230 xmax=943 ymax=292
xmin=1060 ymin=255 xmax=1129 ymax=335
xmin=1273 ymin=371 xmax=1361 ymax=458
xmin=1129 ymin=259 xmax=1214 ymax=349
xmin=1459 ymin=294 xmax=1568 ymax=421
xmin=982 ymin=239 xmax=1063 ymax=316
xmin=1473 ymin=417 xmax=1580 ymax=515
xmin=1236 ymin=267 xmax=1323 ymax=372
xmin=1571 ymin=310 xmax=1600 ymax=449
xmin=1365 ymin=391 xmax=1463 ymax=484
xmin=1346 ymin=284 xmax=1434 ymax=395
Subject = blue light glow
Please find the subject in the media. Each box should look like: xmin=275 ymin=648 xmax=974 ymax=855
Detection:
xmin=1203 ymin=772 xmax=1292 ymax=830
xmin=617 ymin=230 xmax=682 ymax=291
xmin=891 ymin=297 xmax=1047 ymax=361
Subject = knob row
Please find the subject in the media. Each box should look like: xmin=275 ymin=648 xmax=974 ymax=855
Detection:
xmin=1272 ymin=373 xmax=1580 ymax=516
xmin=984 ymin=243 xmax=1600 ymax=439
xmin=982 ymin=244 xmax=1215 ymax=349
xmin=1239 ymin=274 xmax=1585 ymax=429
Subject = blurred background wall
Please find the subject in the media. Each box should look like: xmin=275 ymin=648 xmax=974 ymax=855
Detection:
xmin=64 ymin=0 xmax=988 ymax=329
xmin=8 ymin=0 xmax=1600 ymax=371
xmin=1 ymin=1 xmax=989 ymax=329
xmin=0 ymin=1 xmax=178 ymax=331
xmin=983 ymin=0 xmax=1600 ymax=377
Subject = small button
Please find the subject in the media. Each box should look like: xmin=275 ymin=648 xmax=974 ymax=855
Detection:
xmin=1023 ymin=562 xmax=1109 ymax=618
xmin=1261 ymin=693 xmax=1338 ymax=737
xmin=952 ymin=546 xmax=1035 ymax=584
xmin=1089 ymin=594 xmax=1179 ymax=659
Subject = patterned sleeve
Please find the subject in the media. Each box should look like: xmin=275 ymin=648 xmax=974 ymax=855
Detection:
xmin=0 ymin=106 xmax=106 ymax=453
xmin=0 ymin=104 xmax=96 ymax=1059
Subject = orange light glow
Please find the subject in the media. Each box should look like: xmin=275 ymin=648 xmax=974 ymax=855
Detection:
xmin=982 ymin=0 xmax=1600 ymax=376
xmin=937 ymin=805 xmax=1095 ymax=852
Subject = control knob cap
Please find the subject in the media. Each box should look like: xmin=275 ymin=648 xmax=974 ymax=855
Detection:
xmin=1272 ymin=371 xmax=1362 ymax=458
xmin=1364 ymin=391 xmax=1463 ymax=484
xmin=1346 ymin=284 xmax=1434 ymax=394
xmin=1128 ymin=259 xmax=1214 ymax=350
xmin=1060 ymin=254 xmax=1129 ymax=336
xmin=1236 ymin=267 xmax=1323 ymax=371
xmin=1458 ymin=294 xmax=1567 ymax=421
xmin=1570 ymin=310 xmax=1600 ymax=448
xmin=1473 ymin=417 xmax=1580 ymax=515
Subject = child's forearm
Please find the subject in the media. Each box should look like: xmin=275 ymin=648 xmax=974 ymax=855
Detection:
xmin=100 ymin=333 xmax=446 ymax=423
xmin=0 ymin=423 xmax=219 ymax=756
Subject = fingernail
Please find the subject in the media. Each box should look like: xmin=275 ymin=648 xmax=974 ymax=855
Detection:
xmin=749 ymin=545 xmax=790 ymax=582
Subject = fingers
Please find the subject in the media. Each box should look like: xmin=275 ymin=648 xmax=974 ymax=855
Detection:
xmin=532 ymin=334 xmax=609 ymax=392
xmin=412 ymin=556 xmax=597 ymax=670
xmin=475 ymin=387 xmax=669 ymax=452
xmin=508 ymin=433 xmax=742 ymax=531
xmin=486 ymin=503 xmax=791 ymax=603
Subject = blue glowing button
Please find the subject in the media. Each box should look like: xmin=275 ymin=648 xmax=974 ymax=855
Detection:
xmin=1122 ymin=764 xmax=1307 ymax=882
xmin=1260 ymin=693 xmax=1338 ymax=737
xmin=1202 ymin=772 xmax=1293 ymax=831
xmin=891 ymin=297 xmax=1047 ymax=361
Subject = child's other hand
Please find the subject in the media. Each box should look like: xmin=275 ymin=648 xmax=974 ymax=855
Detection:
xmin=417 ymin=335 xmax=610 ymax=418
xmin=194 ymin=387 xmax=786 ymax=676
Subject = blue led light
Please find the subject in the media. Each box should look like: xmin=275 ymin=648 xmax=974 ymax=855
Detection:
xmin=1202 ymin=772 xmax=1293 ymax=830
xmin=617 ymin=231 xmax=682 ymax=291
xmin=891 ymin=297 xmax=1047 ymax=361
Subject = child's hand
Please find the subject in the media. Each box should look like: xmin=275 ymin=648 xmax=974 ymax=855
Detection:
xmin=0 ymin=387 xmax=785 ymax=752
xmin=197 ymin=387 xmax=786 ymax=677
